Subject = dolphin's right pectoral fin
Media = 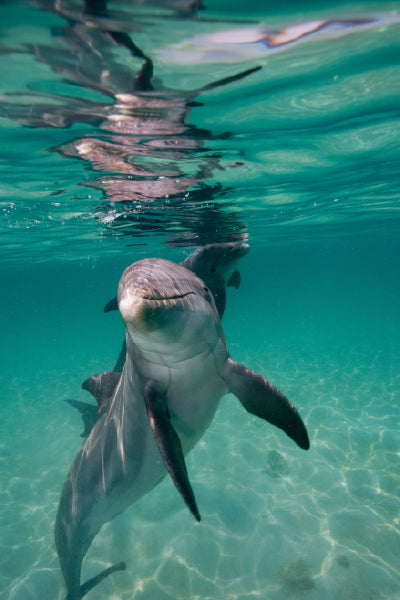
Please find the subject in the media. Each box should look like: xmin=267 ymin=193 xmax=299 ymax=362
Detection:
xmin=144 ymin=381 xmax=201 ymax=522
xmin=224 ymin=358 xmax=310 ymax=450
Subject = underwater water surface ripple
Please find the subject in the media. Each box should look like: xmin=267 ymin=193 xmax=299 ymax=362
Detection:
xmin=0 ymin=1 xmax=399 ymax=599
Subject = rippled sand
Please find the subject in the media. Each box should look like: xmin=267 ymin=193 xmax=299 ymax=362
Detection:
xmin=2 ymin=337 xmax=399 ymax=600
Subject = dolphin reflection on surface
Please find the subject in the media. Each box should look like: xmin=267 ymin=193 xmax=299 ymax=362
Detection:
xmin=0 ymin=0 xmax=260 ymax=245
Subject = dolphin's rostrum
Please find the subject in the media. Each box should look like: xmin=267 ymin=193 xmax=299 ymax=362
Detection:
xmin=56 ymin=257 xmax=309 ymax=599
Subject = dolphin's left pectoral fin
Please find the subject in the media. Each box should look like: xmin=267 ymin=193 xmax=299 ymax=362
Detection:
xmin=223 ymin=359 xmax=310 ymax=450
xmin=144 ymin=381 xmax=201 ymax=522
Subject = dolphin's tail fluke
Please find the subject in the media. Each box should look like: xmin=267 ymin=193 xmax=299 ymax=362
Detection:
xmin=77 ymin=562 xmax=126 ymax=599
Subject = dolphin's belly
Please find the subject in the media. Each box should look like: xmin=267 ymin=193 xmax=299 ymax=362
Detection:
xmin=167 ymin=355 xmax=228 ymax=451
xmin=128 ymin=334 xmax=229 ymax=441
xmin=84 ymin=342 xmax=228 ymax=535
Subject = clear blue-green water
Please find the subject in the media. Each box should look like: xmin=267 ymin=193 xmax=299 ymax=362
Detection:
xmin=1 ymin=1 xmax=400 ymax=599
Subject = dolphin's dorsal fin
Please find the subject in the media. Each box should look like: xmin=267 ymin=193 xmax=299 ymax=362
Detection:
xmin=144 ymin=380 xmax=201 ymax=522
xmin=64 ymin=398 xmax=98 ymax=438
xmin=223 ymin=358 xmax=310 ymax=450
xmin=227 ymin=269 xmax=241 ymax=289
xmin=66 ymin=372 xmax=121 ymax=438
xmin=82 ymin=371 xmax=121 ymax=412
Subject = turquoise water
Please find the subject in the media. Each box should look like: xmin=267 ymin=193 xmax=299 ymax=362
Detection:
xmin=1 ymin=1 xmax=400 ymax=599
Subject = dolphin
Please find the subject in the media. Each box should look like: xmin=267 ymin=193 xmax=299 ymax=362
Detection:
xmin=180 ymin=242 xmax=250 ymax=318
xmin=104 ymin=242 xmax=250 ymax=320
xmin=65 ymin=369 xmax=122 ymax=438
xmin=67 ymin=243 xmax=250 ymax=438
xmin=102 ymin=242 xmax=250 ymax=375
xmin=55 ymin=258 xmax=309 ymax=599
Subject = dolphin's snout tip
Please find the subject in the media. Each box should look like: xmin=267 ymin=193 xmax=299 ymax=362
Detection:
xmin=118 ymin=289 xmax=142 ymax=323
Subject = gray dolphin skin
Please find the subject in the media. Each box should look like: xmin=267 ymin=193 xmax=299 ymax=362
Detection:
xmin=69 ymin=243 xmax=251 ymax=439
xmin=180 ymin=242 xmax=250 ymax=317
xmin=104 ymin=242 xmax=250 ymax=319
xmin=56 ymin=257 xmax=309 ymax=599
xmin=103 ymin=242 xmax=250 ymax=374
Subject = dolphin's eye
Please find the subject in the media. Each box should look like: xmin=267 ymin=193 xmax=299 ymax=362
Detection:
xmin=203 ymin=287 xmax=213 ymax=304
xmin=211 ymin=267 xmax=216 ymax=273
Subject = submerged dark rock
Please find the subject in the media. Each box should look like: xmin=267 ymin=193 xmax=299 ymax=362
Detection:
xmin=264 ymin=449 xmax=289 ymax=478
xmin=279 ymin=558 xmax=315 ymax=594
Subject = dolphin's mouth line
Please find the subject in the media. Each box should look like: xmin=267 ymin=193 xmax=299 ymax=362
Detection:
xmin=141 ymin=291 xmax=196 ymax=301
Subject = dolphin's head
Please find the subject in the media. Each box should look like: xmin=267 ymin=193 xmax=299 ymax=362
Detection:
xmin=118 ymin=258 xmax=222 ymax=359
xmin=183 ymin=242 xmax=249 ymax=284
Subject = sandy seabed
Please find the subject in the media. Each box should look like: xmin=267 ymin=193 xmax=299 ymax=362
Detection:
xmin=2 ymin=338 xmax=399 ymax=600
